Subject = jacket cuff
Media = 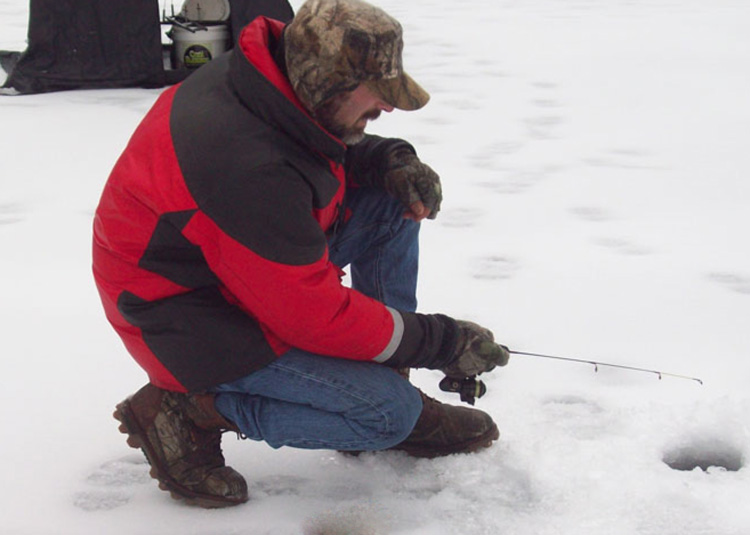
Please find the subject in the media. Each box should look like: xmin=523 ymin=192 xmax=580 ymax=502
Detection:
xmin=345 ymin=135 xmax=416 ymax=189
xmin=380 ymin=311 xmax=459 ymax=369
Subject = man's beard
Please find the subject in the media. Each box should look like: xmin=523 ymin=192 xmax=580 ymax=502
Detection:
xmin=313 ymin=96 xmax=381 ymax=145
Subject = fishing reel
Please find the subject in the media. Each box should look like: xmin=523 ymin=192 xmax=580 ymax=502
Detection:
xmin=438 ymin=375 xmax=487 ymax=405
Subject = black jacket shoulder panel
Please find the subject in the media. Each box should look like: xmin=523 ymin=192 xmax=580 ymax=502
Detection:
xmin=200 ymin=161 xmax=329 ymax=266
xmin=170 ymin=52 xmax=339 ymax=266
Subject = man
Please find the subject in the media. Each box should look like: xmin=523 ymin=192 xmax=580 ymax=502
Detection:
xmin=93 ymin=0 xmax=510 ymax=509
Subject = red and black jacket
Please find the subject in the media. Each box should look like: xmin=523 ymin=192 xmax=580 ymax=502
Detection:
xmin=92 ymin=17 xmax=458 ymax=393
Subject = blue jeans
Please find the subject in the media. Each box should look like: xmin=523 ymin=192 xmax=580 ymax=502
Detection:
xmin=212 ymin=187 xmax=423 ymax=450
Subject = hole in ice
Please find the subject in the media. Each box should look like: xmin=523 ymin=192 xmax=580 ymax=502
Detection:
xmin=662 ymin=438 xmax=744 ymax=472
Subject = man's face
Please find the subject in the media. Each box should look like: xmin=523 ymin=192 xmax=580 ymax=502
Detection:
xmin=313 ymin=84 xmax=394 ymax=145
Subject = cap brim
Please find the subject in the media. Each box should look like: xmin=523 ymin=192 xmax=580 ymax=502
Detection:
xmin=368 ymin=73 xmax=430 ymax=111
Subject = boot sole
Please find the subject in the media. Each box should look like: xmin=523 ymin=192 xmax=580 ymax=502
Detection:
xmin=394 ymin=422 xmax=500 ymax=459
xmin=113 ymin=399 xmax=248 ymax=508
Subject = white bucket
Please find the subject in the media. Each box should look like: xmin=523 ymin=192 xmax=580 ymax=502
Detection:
xmin=170 ymin=24 xmax=230 ymax=70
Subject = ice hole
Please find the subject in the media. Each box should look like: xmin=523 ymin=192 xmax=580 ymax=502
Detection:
xmin=662 ymin=438 xmax=744 ymax=472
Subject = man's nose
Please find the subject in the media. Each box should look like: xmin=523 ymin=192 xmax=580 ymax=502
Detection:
xmin=379 ymin=101 xmax=395 ymax=113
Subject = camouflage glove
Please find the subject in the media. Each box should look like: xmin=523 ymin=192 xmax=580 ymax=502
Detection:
xmin=383 ymin=149 xmax=442 ymax=220
xmin=441 ymin=321 xmax=510 ymax=378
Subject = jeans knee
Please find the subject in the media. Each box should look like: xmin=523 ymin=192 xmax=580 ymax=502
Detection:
xmin=357 ymin=188 xmax=419 ymax=232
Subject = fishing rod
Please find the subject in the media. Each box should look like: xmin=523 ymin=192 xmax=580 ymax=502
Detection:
xmin=511 ymin=350 xmax=704 ymax=384
xmin=439 ymin=349 xmax=703 ymax=405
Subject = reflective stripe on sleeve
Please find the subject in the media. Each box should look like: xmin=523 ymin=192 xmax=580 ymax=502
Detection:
xmin=372 ymin=307 xmax=404 ymax=363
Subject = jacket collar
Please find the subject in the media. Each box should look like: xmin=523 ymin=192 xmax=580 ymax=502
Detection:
xmin=229 ymin=18 xmax=347 ymax=165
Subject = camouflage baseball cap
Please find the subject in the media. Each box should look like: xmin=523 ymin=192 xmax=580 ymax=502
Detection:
xmin=284 ymin=0 xmax=429 ymax=112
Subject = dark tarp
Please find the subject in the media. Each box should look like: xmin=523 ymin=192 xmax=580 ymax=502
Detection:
xmin=1 ymin=0 xmax=294 ymax=95
xmin=228 ymin=0 xmax=293 ymax=43
xmin=2 ymin=0 xmax=170 ymax=94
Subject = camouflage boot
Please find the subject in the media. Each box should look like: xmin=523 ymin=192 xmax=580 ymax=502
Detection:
xmin=113 ymin=384 xmax=248 ymax=508
xmin=392 ymin=390 xmax=499 ymax=458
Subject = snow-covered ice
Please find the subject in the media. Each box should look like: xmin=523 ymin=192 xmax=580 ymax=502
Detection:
xmin=1 ymin=0 xmax=748 ymax=533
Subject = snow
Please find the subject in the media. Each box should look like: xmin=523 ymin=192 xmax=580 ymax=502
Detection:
xmin=1 ymin=0 xmax=749 ymax=533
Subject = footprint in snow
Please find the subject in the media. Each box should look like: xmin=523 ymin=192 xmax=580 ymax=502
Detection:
xmin=476 ymin=169 xmax=546 ymax=194
xmin=706 ymin=272 xmax=750 ymax=295
xmin=73 ymin=455 xmax=150 ymax=512
xmin=531 ymin=97 xmax=563 ymax=109
xmin=524 ymin=115 xmax=565 ymax=140
xmin=73 ymin=488 xmax=133 ymax=512
xmin=542 ymin=396 xmax=613 ymax=440
xmin=472 ymin=255 xmax=518 ymax=281
xmin=522 ymin=82 xmax=566 ymax=139
xmin=569 ymin=206 xmax=614 ymax=223
xmin=583 ymin=148 xmax=668 ymax=171
xmin=468 ymin=141 xmax=524 ymax=173
xmin=530 ymin=81 xmax=559 ymax=90
xmin=592 ymin=236 xmax=652 ymax=256
xmin=476 ymin=61 xmax=509 ymax=78
xmin=439 ymin=207 xmax=482 ymax=229
xmin=543 ymin=395 xmax=603 ymax=413
xmin=0 ymin=203 xmax=25 ymax=225
xmin=442 ymin=97 xmax=482 ymax=111
xmin=252 ymin=474 xmax=309 ymax=497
